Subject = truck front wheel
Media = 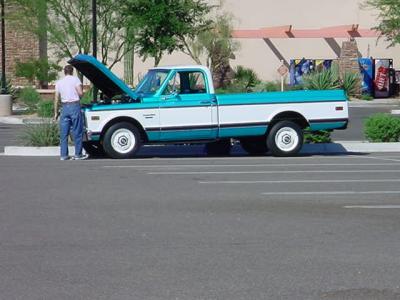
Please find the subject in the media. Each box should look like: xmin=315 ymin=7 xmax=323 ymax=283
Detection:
xmin=103 ymin=122 xmax=141 ymax=159
xmin=267 ymin=121 xmax=303 ymax=157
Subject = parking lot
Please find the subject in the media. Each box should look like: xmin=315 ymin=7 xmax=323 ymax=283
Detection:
xmin=1 ymin=151 xmax=400 ymax=299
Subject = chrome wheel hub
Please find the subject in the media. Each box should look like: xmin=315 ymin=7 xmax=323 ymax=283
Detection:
xmin=111 ymin=129 xmax=136 ymax=154
xmin=275 ymin=127 xmax=299 ymax=152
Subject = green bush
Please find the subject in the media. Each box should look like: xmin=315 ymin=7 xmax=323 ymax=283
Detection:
xmin=37 ymin=101 xmax=54 ymax=118
xmin=232 ymin=66 xmax=261 ymax=90
xmin=303 ymin=67 xmax=341 ymax=90
xmin=18 ymin=87 xmax=42 ymax=111
xmin=304 ymin=130 xmax=332 ymax=143
xmin=360 ymin=94 xmax=374 ymax=101
xmin=342 ymin=72 xmax=360 ymax=97
xmin=364 ymin=113 xmax=400 ymax=142
xmin=20 ymin=121 xmax=59 ymax=146
xmin=254 ymin=81 xmax=280 ymax=92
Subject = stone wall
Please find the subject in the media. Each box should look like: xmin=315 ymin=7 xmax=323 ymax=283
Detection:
xmin=338 ymin=40 xmax=362 ymax=96
xmin=0 ymin=4 xmax=39 ymax=86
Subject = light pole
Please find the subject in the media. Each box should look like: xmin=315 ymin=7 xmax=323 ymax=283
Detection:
xmin=1 ymin=0 xmax=6 ymax=94
xmin=92 ymin=0 xmax=98 ymax=102
xmin=0 ymin=0 xmax=11 ymax=116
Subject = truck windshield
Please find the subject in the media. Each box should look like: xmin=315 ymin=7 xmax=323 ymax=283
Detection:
xmin=135 ymin=70 xmax=170 ymax=95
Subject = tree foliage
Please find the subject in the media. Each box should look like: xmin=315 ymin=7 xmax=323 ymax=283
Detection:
xmin=9 ymin=0 xmax=136 ymax=69
xmin=16 ymin=58 xmax=62 ymax=86
xmin=183 ymin=11 xmax=239 ymax=88
xmin=183 ymin=13 xmax=239 ymax=70
xmin=122 ymin=0 xmax=212 ymax=66
xmin=363 ymin=0 xmax=400 ymax=47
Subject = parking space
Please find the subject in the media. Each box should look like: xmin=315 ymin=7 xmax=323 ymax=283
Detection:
xmin=1 ymin=152 xmax=400 ymax=299
xmin=100 ymin=153 xmax=400 ymax=203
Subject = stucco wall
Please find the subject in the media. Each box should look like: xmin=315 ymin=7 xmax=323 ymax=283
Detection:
xmin=109 ymin=0 xmax=400 ymax=84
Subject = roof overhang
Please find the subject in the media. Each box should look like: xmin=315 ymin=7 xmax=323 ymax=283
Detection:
xmin=232 ymin=25 xmax=380 ymax=39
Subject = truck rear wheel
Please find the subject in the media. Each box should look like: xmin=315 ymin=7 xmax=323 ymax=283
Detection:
xmin=267 ymin=121 xmax=303 ymax=157
xmin=103 ymin=122 xmax=141 ymax=159
xmin=240 ymin=137 xmax=268 ymax=155
xmin=205 ymin=139 xmax=231 ymax=156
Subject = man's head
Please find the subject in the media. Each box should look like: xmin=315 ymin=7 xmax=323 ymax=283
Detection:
xmin=64 ymin=65 xmax=74 ymax=75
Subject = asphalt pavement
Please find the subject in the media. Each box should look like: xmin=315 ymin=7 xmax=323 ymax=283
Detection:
xmin=1 ymin=153 xmax=400 ymax=299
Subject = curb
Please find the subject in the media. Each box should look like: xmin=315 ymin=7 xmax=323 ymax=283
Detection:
xmin=2 ymin=142 xmax=400 ymax=157
xmin=4 ymin=146 xmax=77 ymax=156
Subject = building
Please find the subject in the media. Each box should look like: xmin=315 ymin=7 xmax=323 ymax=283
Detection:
xmin=2 ymin=0 xmax=400 ymax=85
xmin=122 ymin=0 xmax=400 ymax=83
xmin=0 ymin=3 xmax=40 ymax=86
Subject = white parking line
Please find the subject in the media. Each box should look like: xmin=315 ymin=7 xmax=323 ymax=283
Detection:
xmin=262 ymin=191 xmax=400 ymax=195
xmin=344 ymin=205 xmax=400 ymax=209
xmin=148 ymin=170 xmax=400 ymax=175
xmin=199 ymin=179 xmax=400 ymax=184
xmin=103 ymin=163 xmax=400 ymax=169
xmin=357 ymin=155 xmax=400 ymax=163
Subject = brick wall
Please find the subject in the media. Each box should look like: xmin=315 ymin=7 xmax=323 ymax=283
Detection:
xmin=0 ymin=3 xmax=39 ymax=86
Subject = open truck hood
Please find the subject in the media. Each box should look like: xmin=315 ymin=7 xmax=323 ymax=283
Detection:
xmin=68 ymin=54 xmax=137 ymax=99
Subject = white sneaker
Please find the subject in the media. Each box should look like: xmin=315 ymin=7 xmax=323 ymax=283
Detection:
xmin=72 ymin=154 xmax=89 ymax=160
xmin=60 ymin=156 xmax=71 ymax=161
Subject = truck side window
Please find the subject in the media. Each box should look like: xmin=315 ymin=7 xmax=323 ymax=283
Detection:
xmin=179 ymin=71 xmax=206 ymax=94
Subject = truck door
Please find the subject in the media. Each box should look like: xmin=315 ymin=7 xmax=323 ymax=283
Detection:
xmin=159 ymin=70 xmax=217 ymax=141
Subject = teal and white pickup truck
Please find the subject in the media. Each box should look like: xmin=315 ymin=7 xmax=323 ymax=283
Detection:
xmin=69 ymin=54 xmax=348 ymax=159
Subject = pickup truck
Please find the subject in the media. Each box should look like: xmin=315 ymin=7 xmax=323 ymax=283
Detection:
xmin=69 ymin=54 xmax=348 ymax=159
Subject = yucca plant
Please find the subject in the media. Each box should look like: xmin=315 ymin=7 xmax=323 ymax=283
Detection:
xmin=342 ymin=72 xmax=360 ymax=97
xmin=20 ymin=120 xmax=59 ymax=146
xmin=303 ymin=67 xmax=341 ymax=90
xmin=232 ymin=66 xmax=261 ymax=91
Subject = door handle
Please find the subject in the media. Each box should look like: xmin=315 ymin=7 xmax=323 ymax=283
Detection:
xmin=200 ymin=101 xmax=211 ymax=104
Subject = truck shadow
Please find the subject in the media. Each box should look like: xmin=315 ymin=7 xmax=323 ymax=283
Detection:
xmin=89 ymin=143 xmax=368 ymax=159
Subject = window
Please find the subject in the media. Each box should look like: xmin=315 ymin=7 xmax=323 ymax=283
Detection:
xmin=136 ymin=70 xmax=169 ymax=95
xmin=163 ymin=71 xmax=207 ymax=96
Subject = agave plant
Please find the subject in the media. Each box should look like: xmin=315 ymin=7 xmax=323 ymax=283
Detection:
xmin=303 ymin=67 xmax=341 ymax=90
xmin=341 ymin=72 xmax=360 ymax=97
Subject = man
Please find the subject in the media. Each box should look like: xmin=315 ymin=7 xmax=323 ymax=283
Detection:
xmin=54 ymin=65 xmax=87 ymax=160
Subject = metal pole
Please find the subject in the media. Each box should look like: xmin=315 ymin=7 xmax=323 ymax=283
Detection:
xmin=92 ymin=0 xmax=98 ymax=102
xmin=92 ymin=0 xmax=97 ymax=59
xmin=1 ymin=0 xmax=6 ymax=94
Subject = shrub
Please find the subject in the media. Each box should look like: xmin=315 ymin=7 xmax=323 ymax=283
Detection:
xmin=342 ymin=72 xmax=360 ymax=97
xmin=364 ymin=113 xmax=400 ymax=142
xmin=233 ymin=66 xmax=260 ymax=90
xmin=37 ymin=101 xmax=54 ymax=118
xmin=254 ymin=81 xmax=280 ymax=92
xmin=18 ymin=87 xmax=42 ymax=111
xmin=20 ymin=120 xmax=59 ymax=146
xmin=0 ymin=75 xmax=18 ymax=102
xmin=303 ymin=67 xmax=341 ymax=90
xmin=360 ymin=94 xmax=374 ymax=101
xmin=304 ymin=130 xmax=332 ymax=144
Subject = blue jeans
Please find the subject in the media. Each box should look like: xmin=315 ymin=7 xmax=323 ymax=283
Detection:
xmin=59 ymin=103 xmax=83 ymax=158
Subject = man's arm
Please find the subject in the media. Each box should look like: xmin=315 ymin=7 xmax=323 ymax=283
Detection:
xmin=75 ymin=84 xmax=83 ymax=98
xmin=54 ymin=91 xmax=60 ymax=120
